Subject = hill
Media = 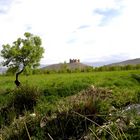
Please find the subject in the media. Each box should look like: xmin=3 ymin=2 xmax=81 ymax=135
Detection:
xmin=41 ymin=62 xmax=91 ymax=71
xmin=106 ymin=58 xmax=140 ymax=66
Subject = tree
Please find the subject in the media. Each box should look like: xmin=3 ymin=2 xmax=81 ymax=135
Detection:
xmin=0 ymin=32 xmax=44 ymax=86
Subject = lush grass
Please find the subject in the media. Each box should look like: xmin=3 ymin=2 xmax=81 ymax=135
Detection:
xmin=0 ymin=70 xmax=140 ymax=139
xmin=1 ymin=70 xmax=140 ymax=110
xmin=0 ymin=70 xmax=140 ymax=90
xmin=1 ymin=70 xmax=140 ymax=116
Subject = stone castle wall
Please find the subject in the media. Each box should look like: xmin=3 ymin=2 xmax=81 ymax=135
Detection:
xmin=69 ymin=59 xmax=80 ymax=63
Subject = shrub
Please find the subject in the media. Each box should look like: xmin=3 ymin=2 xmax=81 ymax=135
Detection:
xmin=0 ymin=85 xmax=42 ymax=128
xmin=10 ymin=85 xmax=42 ymax=115
xmin=131 ymin=74 xmax=140 ymax=83
xmin=0 ymin=107 xmax=16 ymax=128
xmin=1 ymin=114 xmax=44 ymax=140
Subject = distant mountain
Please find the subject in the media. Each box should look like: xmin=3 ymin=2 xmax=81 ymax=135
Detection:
xmin=0 ymin=67 xmax=7 ymax=74
xmin=84 ymin=61 xmax=114 ymax=67
xmin=83 ymin=58 xmax=140 ymax=67
xmin=39 ymin=64 xmax=47 ymax=68
xmin=41 ymin=62 xmax=91 ymax=71
xmin=106 ymin=58 xmax=140 ymax=66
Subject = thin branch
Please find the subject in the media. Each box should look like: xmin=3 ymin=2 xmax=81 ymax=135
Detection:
xmin=72 ymin=111 xmax=118 ymax=140
xmin=47 ymin=133 xmax=54 ymax=140
xmin=24 ymin=121 xmax=31 ymax=140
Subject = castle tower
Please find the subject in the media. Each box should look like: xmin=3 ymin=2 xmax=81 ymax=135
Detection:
xmin=69 ymin=59 xmax=80 ymax=63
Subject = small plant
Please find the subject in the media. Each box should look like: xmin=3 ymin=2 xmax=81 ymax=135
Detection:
xmin=10 ymin=85 xmax=42 ymax=115
xmin=1 ymin=114 xmax=44 ymax=140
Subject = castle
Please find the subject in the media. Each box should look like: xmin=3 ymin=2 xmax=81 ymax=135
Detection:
xmin=69 ymin=59 xmax=80 ymax=63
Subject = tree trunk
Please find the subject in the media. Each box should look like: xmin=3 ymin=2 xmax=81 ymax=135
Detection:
xmin=15 ymin=68 xmax=24 ymax=87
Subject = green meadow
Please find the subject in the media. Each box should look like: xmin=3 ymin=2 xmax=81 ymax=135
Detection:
xmin=1 ymin=70 xmax=140 ymax=90
xmin=0 ymin=70 xmax=140 ymax=139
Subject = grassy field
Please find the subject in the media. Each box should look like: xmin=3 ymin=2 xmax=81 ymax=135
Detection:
xmin=0 ymin=70 xmax=140 ymax=139
xmin=1 ymin=70 xmax=140 ymax=89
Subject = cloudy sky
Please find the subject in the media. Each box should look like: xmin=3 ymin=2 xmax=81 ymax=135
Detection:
xmin=0 ymin=0 xmax=140 ymax=65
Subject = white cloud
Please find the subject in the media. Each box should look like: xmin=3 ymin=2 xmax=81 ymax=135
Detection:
xmin=0 ymin=0 xmax=140 ymax=65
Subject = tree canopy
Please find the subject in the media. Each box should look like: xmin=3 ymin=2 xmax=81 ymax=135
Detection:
xmin=0 ymin=32 xmax=44 ymax=86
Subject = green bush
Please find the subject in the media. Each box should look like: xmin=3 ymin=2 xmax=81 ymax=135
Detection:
xmin=0 ymin=85 xmax=42 ymax=128
xmin=0 ymin=107 xmax=16 ymax=128
xmin=10 ymin=85 xmax=42 ymax=115
xmin=131 ymin=74 xmax=140 ymax=83
xmin=1 ymin=114 xmax=44 ymax=140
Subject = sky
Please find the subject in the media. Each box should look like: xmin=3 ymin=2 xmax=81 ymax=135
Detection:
xmin=0 ymin=0 xmax=140 ymax=65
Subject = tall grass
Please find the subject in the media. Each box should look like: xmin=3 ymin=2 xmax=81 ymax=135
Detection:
xmin=0 ymin=70 xmax=140 ymax=139
xmin=0 ymin=70 xmax=140 ymax=91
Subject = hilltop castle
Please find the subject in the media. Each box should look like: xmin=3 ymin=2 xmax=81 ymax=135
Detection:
xmin=69 ymin=59 xmax=80 ymax=63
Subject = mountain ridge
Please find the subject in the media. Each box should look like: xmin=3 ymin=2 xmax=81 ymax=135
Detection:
xmin=106 ymin=58 xmax=140 ymax=66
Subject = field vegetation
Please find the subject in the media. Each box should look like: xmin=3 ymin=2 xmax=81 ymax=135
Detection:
xmin=0 ymin=69 xmax=140 ymax=139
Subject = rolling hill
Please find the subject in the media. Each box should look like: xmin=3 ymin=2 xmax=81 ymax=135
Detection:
xmin=41 ymin=62 xmax=91 ymax=71
xmin=107 ymin=58 xmax=140 ymax=66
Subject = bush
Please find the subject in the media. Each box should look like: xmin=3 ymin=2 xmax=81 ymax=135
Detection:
xmin=0 ymin=85 xmax=42 ymax=128
xmin=1 ymin=114 xmax=44 ymax=140
xmin=0 ymin=107 xmax=16 ymax=128
xmin=10 ymin=85 xmax=42 ymax=115
xmin=131 ymin=74 xmax=140 ymax=83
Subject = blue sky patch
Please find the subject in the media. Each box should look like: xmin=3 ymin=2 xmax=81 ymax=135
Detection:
xmin=0 ymin=0 xmax=13 ymax=14
xmin=0 ymin=0 xmax=14 ymax=5
xmin=94 ymin=8 xmax=121 ymax=26
xmin=77 ymin=25 xmax=91 ymax=30
xmin=24 ymin=24 xmax=32 ymax=31
xmin=66 ymin=38 xmax=77 ymax=44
